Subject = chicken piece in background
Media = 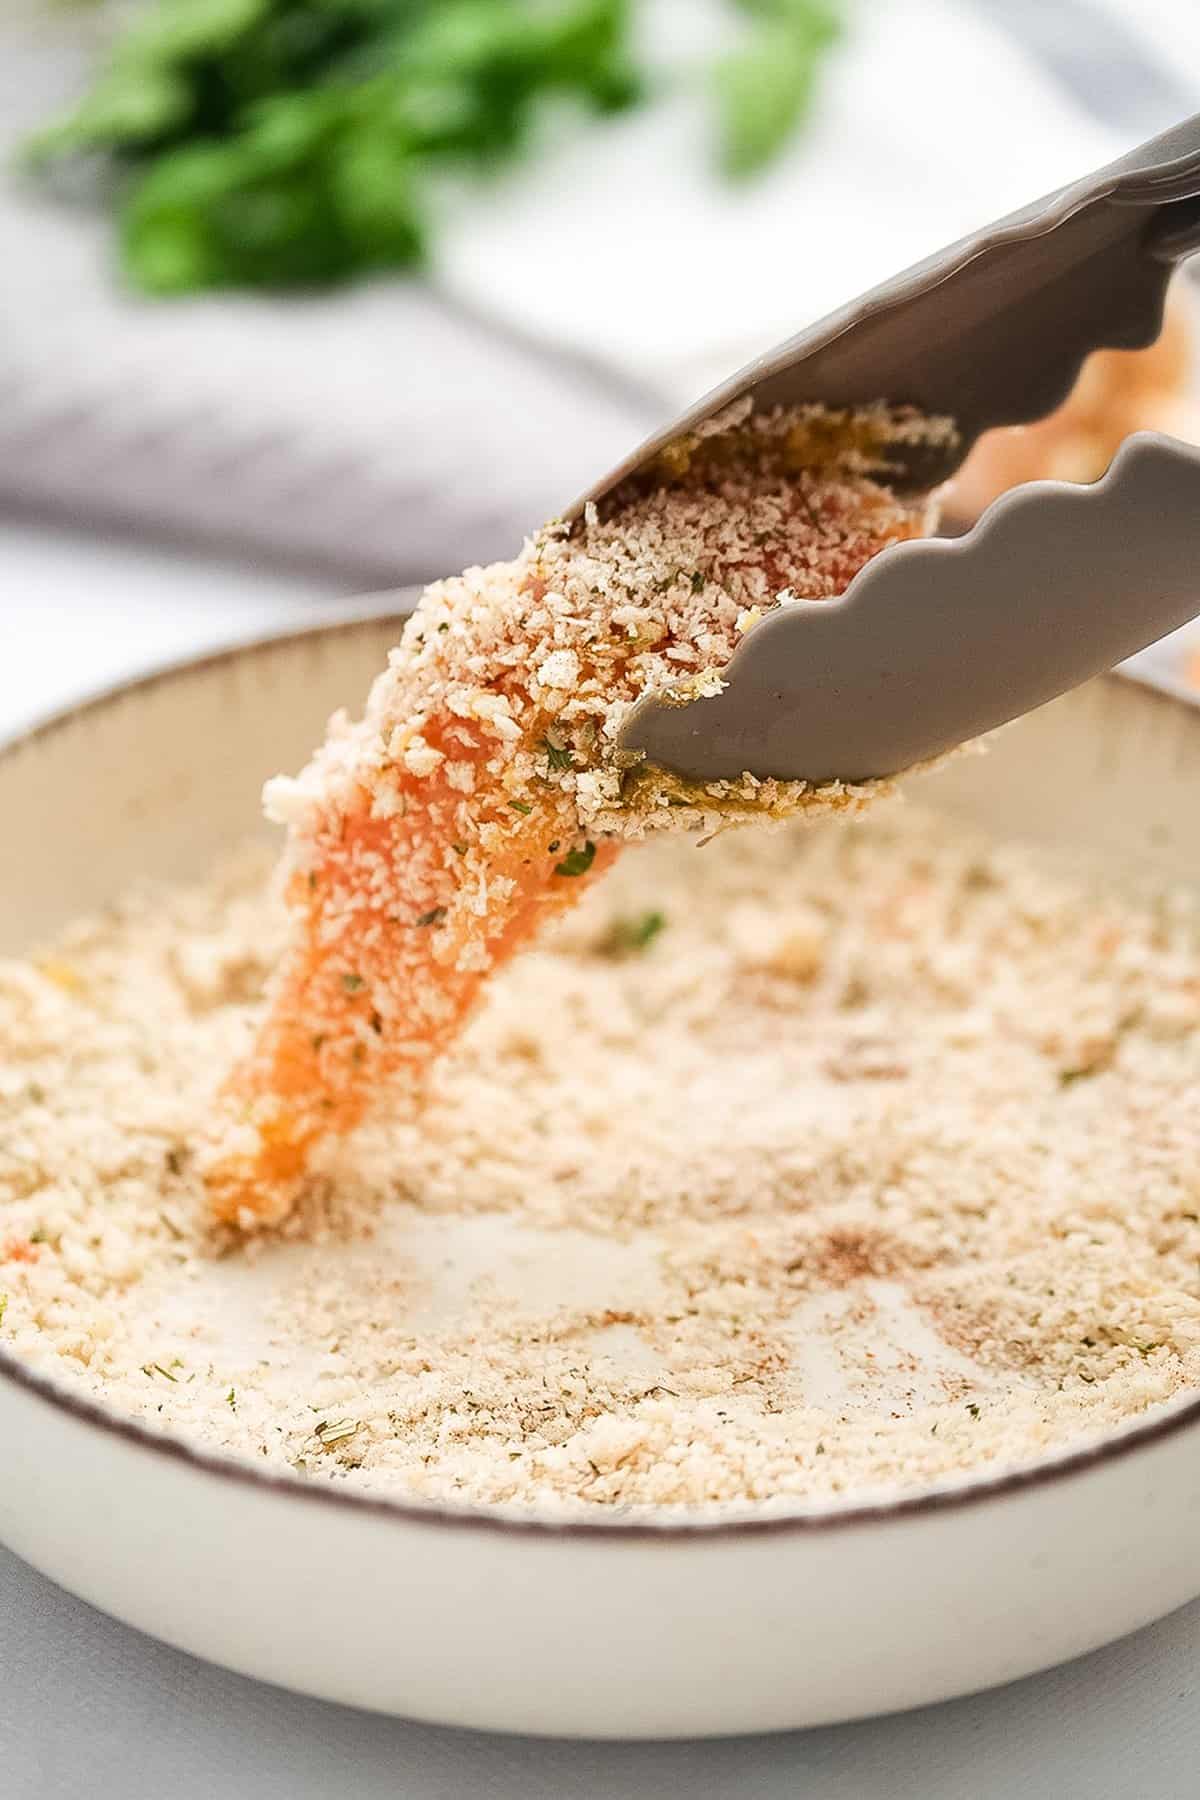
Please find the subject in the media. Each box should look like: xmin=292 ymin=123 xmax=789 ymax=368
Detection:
xmin=944 ymin=280 xmax=1199 ymax=526
xmin=946 ymin=280 xmax=1200 ymax=697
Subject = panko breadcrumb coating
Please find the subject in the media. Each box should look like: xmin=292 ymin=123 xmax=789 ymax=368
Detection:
xmin=205 ymin=404 xmax=952 ymax=1226
xmin=7 ymin=804 xmax=1200 ymax=1515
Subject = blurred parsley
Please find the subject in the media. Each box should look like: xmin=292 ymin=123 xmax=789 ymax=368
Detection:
xmin=716 ymin=0 xmax=842 ymax=178
xmin=25 ymin=0 xmax=844 ymax=294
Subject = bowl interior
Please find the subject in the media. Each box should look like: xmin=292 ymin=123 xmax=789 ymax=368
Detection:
xmin=3 ymin=618 xmax=1200 ymax=1527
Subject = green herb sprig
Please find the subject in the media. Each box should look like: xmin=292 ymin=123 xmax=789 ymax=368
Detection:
xmin=715 ymin=0 xmax=843 ymax=178
xmin=25 ymin=0 xmax=844 ymax=294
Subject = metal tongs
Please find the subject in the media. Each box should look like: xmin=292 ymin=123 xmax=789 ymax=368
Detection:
xmin=569 ymin=114 xmax=1200 ymax=785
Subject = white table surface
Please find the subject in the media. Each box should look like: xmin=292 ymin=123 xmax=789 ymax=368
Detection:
xmin=4 ymin=518 xmax=1200 ymax=1797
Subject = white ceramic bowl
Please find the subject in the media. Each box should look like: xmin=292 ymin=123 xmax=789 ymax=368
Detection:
xmin=3 ymin=612 xmax=1200 ymax=1740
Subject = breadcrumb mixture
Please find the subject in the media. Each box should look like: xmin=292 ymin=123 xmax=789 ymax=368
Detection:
xmin=5 ymin=802 xmax=1200 ymax=1517
xmin=265 ymin=402 xmax=946 ymax=847
xmin=207 ymin=402 xmax=949 ymax=1227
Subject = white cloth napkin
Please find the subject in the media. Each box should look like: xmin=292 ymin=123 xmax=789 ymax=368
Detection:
xmin=0 ymin=0 xmax=1190 ymax=585
xmin=437 ymin=0 xmax=1124 ymax=400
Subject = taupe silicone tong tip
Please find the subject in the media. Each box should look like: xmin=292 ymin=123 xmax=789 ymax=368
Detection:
xmin=578 ymin=113 xmax=1200 ymax=786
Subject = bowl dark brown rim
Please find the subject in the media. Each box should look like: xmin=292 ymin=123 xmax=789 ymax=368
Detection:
xmin=2 ymin=611 xmax=1200 ymax=1545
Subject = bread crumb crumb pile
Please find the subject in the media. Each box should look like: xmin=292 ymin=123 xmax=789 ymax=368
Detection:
xmin=5 ymin=803 xmax=1200 ymax=1518
xmin=205 ymin=404 xmax=946 ymax=1226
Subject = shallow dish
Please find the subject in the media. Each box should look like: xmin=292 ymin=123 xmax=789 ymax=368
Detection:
xmin=3 ymin=610 xmax=1200 ymax=1739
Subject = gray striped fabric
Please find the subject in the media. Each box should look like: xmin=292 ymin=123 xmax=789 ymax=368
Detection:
xmin=0 ymin=18 xmax=658 ymax=585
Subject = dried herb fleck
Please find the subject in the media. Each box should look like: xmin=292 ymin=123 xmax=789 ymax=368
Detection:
xmin=599 ymin=910 xmax=667 ymax=956
xmin=539 ymin=737 xmax=574 ymax=772
xmin=509 ymin=800 xmax=533 ymax=816
xmin=342 ymin=972 xmax=365 ymax=993
xmin=315 ymin=1417 xmax=359 ymax=1448
xmin=555 ymin=841 xmax=596 ymax=878
xmin=415 ymin=907 xmax=447 ymax=928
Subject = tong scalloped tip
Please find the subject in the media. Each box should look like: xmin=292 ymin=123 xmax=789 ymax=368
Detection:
xmin=569 ymin=113 xmax=1200 ymax=786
